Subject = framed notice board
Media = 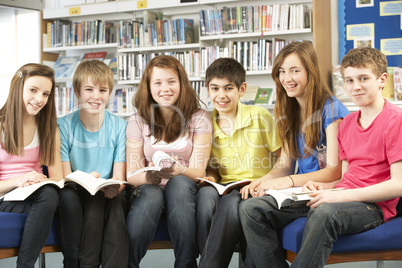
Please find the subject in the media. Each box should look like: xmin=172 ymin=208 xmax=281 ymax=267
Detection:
xmin=338 ymin=0 xmax=402 ymax=67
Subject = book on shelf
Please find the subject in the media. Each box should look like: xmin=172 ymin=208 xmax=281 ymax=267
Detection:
xmin=47 ymin=19 xmax=119 ymax=48
xmin=199 ymin=3 xmax=310 ymax=37
xmin=240 ymin=86 xmax=259 ymax=105
xmin=176 ymin=18 xmax=195 ymax=44
xmin=111 ymin=87 xmax=136 ymax=114
xmin=199 ymin=87 xmax=214 ymax=110
xmin=104 ymin=57 xmax=118 ymax=78
xmin=53 ymin=56 xmax=80 ymax=79
xmin=127 ymin=151 xmax=180 ymax=177
xmin=393 ymin=67 xmax=402 ymax=101
xmin=265 ymin=187 xmax=344 ymax=209
xmin=332 ymin=65 xmax=351 ymax=102
xmin=82 ymin=51 xmax=107 ymax=61
xmin=55 ymin=85 xmax=78 ymax=117
xmin=254 ymin=88 xmax=274 ymax=104
xmin=197 ymin=178 xmax=251 ymax=195
xmin=1 ymin=170 xmax=135 ymax=201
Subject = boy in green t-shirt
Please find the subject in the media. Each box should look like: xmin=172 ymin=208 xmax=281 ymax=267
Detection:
xmin=196 ymin=58 xmax=281 ymax=267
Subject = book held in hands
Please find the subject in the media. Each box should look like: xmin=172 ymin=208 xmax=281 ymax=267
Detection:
xmin=1 ymin=170 xmax=134 ymax=201
xmin=265 ymin=187 xmax=344 ymax=209
xmin=197 ymin=178 xmax=251 ymax=195
xmin=127 ymin=151 xmax=180 ymax=177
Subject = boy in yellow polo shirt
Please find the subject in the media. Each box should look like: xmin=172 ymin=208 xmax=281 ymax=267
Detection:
xmin=196 ymin=58 xmax=281 ymax=268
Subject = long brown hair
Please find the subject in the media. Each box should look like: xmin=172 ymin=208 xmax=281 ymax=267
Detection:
xmin=272 ymin=41 xmax=333 ymax=159
xmin=0 ymin=63 xmax=57 ymax=166
xmin=134 ymin=55 xmax=201 ymax=143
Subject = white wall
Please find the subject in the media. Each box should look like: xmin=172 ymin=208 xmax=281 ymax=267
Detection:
xmin=0 ymin=7 xmax=40 ymax=108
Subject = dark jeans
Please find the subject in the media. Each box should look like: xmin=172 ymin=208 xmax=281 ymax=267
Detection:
xmin=127 ymin=175 xmax=199 ymax=268
xmin=0 ymin=185 xmax=59 ymax=268
xmin=239 ymin=195 xmax=384 ymax=268
xmin=196 ymin=187 xmax=254 ymax=268
xmin=58 ymin=183 xmax=129 ymax=268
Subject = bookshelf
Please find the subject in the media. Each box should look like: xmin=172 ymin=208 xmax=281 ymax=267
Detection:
xmin=41 ymin=0 xmax=332 ymax=116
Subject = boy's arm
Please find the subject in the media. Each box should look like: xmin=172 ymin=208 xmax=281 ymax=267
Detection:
xmin=308 ymin=160 xmax=402 ymax=208
xmin=206 ymin=166 xmax=221 ymax=181
xmin=62 ymin=162 xmax=72 ymax=177
xmin=100 ymin=162 xmax=126 ymax=199
xmin=202 ymin=165 xmax=221 ymax=183
xmin=241 ymin=147 xmax=295 ymax=199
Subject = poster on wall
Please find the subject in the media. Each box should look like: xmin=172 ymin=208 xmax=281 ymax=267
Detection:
xmin=338 ymin=0 xmax=402 ymax=67
xmin=381 ymin=38 xmax=402 ymax=56
xmin=346 ymin=23 xmax=375 ymax=48
xmin=356 ymin=0 xmax=374 ymax=8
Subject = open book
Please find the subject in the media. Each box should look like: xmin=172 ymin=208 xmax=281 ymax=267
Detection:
xmin=127 ymin=151 xmax=180 ymax=177
xmin=197 ymin=178 xmax=251 ymax=195
xmin=265 ymin=187 xmax=344 ymax=209
xmin=2 ymin=170 xmax=134 ymax=201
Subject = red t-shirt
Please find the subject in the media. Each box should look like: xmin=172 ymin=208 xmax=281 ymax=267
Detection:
xmin=337 ymin=100 xmax=402 ymax=221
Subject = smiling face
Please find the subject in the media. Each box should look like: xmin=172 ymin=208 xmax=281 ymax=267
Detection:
xmin=279 ymin=53 xmax=308 ymax=102
xmin=208 ymin=77 xmax=246 ymax=118
xmin=343 ymin=66 xmax=387 ymax=108
xmin=149 ymin=66 xmax=181 ymax=107
xmin=78 ymin=77 xmax=110 ymax=115
xmin=23 ymin=76 xmax=52 ymax=117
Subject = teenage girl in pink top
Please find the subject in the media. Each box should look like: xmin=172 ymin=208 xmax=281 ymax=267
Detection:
xmin=0 ymin=63 xmax=63 ymax=267
xmin=126 ymin=55 xmax=212 ymax=268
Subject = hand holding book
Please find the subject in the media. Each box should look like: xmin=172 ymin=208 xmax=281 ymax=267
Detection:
xmin=127 ymin=151 xmax=180 ymax=178
xmin=264 ymin=187 xmax=344 ymax=209
xmin=1 ymin=170 xmax=134 ymax=201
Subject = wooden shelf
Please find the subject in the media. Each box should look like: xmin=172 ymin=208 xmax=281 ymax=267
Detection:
xmin=43 ymin=43 xmax=118 ymax=53
xmin=200 ymin=29 xmax=311 ymax=41
xmin=118 ymin=43 xmax=200 ymax=53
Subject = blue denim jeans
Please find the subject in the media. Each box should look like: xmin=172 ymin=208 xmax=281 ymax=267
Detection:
xmin=239 ymin=196 xmax=384 ymax=268
xmin=0 ymin=185 xmax=59 ymax=268
xmin=195 ymin=185 xmax=219 ymax=254
xmin=291 ymin=202 xmax=383 ymax=268
xmin=59 ymin=183 xmax=129 ymax=268
xmin=127 ymin=175 xmax=199 ymax=268
xmin=197 ymin=188 xmax=255 ymax=268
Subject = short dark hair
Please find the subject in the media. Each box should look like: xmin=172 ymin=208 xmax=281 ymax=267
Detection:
xmin=205 ymin=58 xmax=246 ymax=89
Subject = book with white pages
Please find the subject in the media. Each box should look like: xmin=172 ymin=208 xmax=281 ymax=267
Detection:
xmin=197 ymin=177 xmax=251 ymax=195
xmin=265 ymin=187 xmax=344 ymax=209
xmin=1 ymin=170 xmax=134 ymax=201
xmin=127 ymin=151 xmax=180 ymax=177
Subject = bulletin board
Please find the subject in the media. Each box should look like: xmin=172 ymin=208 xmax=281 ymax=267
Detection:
xmin=338 ymin=0 xmax=402 ymax=66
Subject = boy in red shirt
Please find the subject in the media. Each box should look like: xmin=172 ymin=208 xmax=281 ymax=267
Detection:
xmin=240 ymin=46 xmax=402 ymax=268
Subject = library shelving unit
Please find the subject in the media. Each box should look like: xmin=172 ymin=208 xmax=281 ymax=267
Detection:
xmin=41 ymin=0 xmax=332 ymax=115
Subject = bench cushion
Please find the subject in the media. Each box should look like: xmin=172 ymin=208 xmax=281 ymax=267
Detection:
xmin=153 ymin=215 xmax=170 ymax=241
xmin=0 ymin=212 xmax=58 ymax=248
xmin=281 ymin=216 xmax=402 ymax=253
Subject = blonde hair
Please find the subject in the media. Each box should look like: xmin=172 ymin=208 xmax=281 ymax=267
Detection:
xmin=0 ymin=63 xmax=57 ymax=165
xmin=73 ymin=60 xmax=114 ymax=97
